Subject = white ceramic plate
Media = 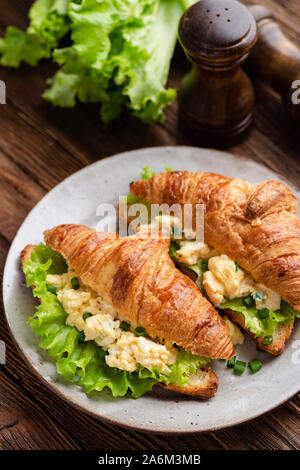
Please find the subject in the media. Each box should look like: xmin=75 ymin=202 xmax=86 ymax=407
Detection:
xmin=3 ymin=146 xmax=300 ymax=433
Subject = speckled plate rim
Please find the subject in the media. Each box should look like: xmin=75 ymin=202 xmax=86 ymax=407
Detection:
xmin=3 ymin=146 xmax=300 ymax=434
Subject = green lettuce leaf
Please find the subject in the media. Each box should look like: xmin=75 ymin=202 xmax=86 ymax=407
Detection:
xmin=141 ymin=165 xmax=155 ymax=180
xmin=281 ymin=300 xmax=300 ymax=319
xmin=1 ymin=0 xmax=197 ymax=123
xmin=44 ymin=0 xmax=196 ymax=123
xmin=0 ymin=0 xmax=70 ymax=67
xmin=218 ymin=298 xmax=296 ymax=338
xmin=23 ymin=243 xmax=208 ymax=398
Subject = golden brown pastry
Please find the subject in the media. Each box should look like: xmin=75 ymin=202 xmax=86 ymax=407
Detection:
xmin=43 ymin=224 xmax=234 ymax=360
xmin=21 ymin=241 xmax=220 ymax=399
xmin=130 ymin=171 xmax=300 ymax=353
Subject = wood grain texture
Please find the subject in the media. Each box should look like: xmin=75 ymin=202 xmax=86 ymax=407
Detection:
xmin=0 ymin=0 xmax=299 ymax=450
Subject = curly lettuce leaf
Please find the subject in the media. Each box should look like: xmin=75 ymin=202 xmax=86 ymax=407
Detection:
xmin=114 ymin=0 xmax=179 ymax=123
xmin=218 ymin=298 xmax=296 ymax=338
xmin=23 ymin=243 xmax=208 ymax=398
xmin=141 ymin=165 xmax=155 ymax=180
xmin=44 ymin=0 xmax=193 ymax=123
xmin=0 ymin=0 xmax=70 ymax=67
xmin=1 ymin=0 xmax=197 ymax=123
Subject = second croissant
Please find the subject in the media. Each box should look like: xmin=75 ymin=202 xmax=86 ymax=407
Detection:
xmin=128 ymin=169 xmax=300 ymax=356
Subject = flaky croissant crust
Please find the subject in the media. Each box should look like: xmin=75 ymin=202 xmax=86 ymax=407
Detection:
xmin=44 ymin=224 xmax=234 ymax=360
xmin=130 ymin=171 xmax=300 ymax=310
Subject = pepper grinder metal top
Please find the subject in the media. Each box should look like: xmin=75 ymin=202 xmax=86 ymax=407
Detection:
xmin=178 ymin=0 xmax=257 ymax=148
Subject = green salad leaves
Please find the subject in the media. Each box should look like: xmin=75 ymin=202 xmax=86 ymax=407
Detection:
xmin=0 ymin=0 xmax=197 ymax=123
xmin=23 ymin=243 xmax=208 ymax=398
xmin=0 ymin=0 xmax=70 ymax=67
xmin=218 ymin=297 xmax=300 ymax=338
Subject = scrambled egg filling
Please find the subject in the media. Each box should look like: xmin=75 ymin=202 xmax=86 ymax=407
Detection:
xmin=137 ymin=215 xmax=281 ymax=313
xmin=223 ymin=316 xmax=244 ymax=345
xmin=46 ymin=270 xmax=177 ymax=375
xmin=179 ymin=242 xmax=281 ymax=311
xmin=138 ymin=215 xmax=196 ymax=240
xmin=176 ymin=240 xmax=219 ymax=265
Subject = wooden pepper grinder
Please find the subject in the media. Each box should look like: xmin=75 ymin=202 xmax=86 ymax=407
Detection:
xmin=247 ymin=5 xmax=300 ymax=121
xmin=178 ymin=0 xmax=257 ymax=148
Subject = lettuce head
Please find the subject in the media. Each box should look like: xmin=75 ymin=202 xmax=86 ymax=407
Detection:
xmin=0 ymin=0 xmax=197 ymax=123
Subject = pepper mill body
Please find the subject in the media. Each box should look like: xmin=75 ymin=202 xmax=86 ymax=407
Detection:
xmin=248 ymin=5 xmax=300 ymax=121
xmin=178 ymin=0 xmax=257 ymax=148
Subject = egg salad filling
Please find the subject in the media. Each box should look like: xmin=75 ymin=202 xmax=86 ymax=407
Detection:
xmin=23 ymin=243 xmax=209 ymax=398
xmin=46 ymin=269 xmax=177 ymax=375
xmin=134 ymin=213 xmax=300 ymax=342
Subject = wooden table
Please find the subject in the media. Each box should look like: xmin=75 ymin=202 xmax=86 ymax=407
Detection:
xmin=0 ymin=0 xmax=299 ymax=451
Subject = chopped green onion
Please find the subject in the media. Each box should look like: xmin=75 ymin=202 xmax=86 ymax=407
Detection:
xmin=257 ymin=308 xmax=269 ymax=319
xmin=165 ymin=166 xmax=173 ymax=172
xmin=46 ymin=285 xmax=57 ymax=295
xmin=71 ymin=277 xmax=80 ymax=290
xmin=120 ymin=321 xmax=130 ymax=331
xmin=248 ymin=359 xmax=262 ymax=374
xmin=253 ymin=291 xmax=266 ymax=301
xmin=135 ymin=326 xmax=147 ymax=337
xmin=235 ymin=261 xmax=239 ymax=272
xmin=201 ymin=259 xmax=209 ymax=271
xmin=226 ymin=356 xmax=236 ymax=368
xmin=262 ymin=335 xmax=273 ymax=345
xmin=233 ymin=360 xmax=246 ymax=375
xmin=243 ymin=295 xmax=254 ymax=308
xmin=78 ymin=331 xmax=85 ymax=343
xmin=83 ymin=313 xmax=92 ymax=321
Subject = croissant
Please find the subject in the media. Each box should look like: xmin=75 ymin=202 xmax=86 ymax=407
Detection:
xmin=130 ymin=171 xmax=300 ymax=354
xmin=43 ymin=224 xmax=234 ymax=360
xmin=21 ymin=241 xmax=220 ymax=400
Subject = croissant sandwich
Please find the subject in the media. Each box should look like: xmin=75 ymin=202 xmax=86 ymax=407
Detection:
xmin=21 ymin=224 xmax=235 ymax=399
xmin=127 ymin=170 xmax=300 ymax=355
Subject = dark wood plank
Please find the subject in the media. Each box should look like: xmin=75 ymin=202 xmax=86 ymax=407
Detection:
xmin=244 ymin=0 xmax=300 ymax=37
xmin=0 ymin=369 xmax=80 ymax=450
xmin=0 ymin=0 xmax=299 ymax=451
